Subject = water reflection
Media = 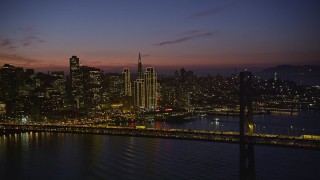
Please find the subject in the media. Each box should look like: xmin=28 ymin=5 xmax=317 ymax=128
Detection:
xmin=1 ymin=132 xmax=320 ymax=179
xmin=110 ymin=111 xmax=320 ymax=135
xmin=240 ymin=142 xmax=255 ymax=180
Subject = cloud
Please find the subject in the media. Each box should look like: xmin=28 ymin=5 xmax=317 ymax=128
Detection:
xmin=20 ymin=35 xmax=45 ymax=47
xmin=20 ymin=36 xmax=37 ymax=46
xmin=0 ymin=54 xmax=40 ymax=67
xmin=91 ymin=61 xmax=101 ymax=64
xmin=19 ymin=26 xmax=38 ymax=35
xmin=190 ymin=6 xmax=226 ymax=18
xmin=179 ymin=30 xmax=204 ymax=36
xmin=21 ymin=41 xmax=30 ymax=47
xmin=0 ymin=39 xmax=17 ymax=51
xmin=0 ymin=27 xmax=47 ymax=53
xmin=7 ymin=46 xmax=17 ymax=51
xmin=19 ymin=27 xmax=41 ymax=47
xmin=154 ymin=30 xmax=219 ymax=46
xmin=0 ymin=39 xmax=12 ymax=47
xmin=141 ymin=54 xmax=151 ymax=57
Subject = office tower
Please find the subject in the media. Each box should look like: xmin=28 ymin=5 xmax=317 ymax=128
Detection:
xmin=0 ymin=101 xmax=5 ymax=120
xmin=26 ymin=69 xmax=34 ymax=76
xmin=144 ymin=67 xmax=157 ymax=110
xmin=70 ymin=55 xmax=80 ymax=81
xmin=81 ymin=66 xmax=101 ymax=110
xmin=0 ymin=64 xmax=25 ymax=117
xmin=138 ymin=52 xmax=142 ymax=79
xmin=123 ymin=68 xmax=131 ymax=97
xmin=134 ymin=79 xmax=145 ymax=108
xmin=105 ymin=73 xmax=124 ymax=98
xmin=69 ymin=56 xmax=83 ymax=108
xmin=51 ymin=71 xmax=66 ymax=95
xmin=25 ymin=69 xmax=37 ymax=92
xmin=48 ymin=71 xmax=66 ymax=112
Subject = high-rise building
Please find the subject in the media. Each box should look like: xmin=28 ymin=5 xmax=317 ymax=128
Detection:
xmin=134 ymin=53 xmax=145 ymax=108
xmin=0 ymin=64 xmax=26 ymax=117
xmin=122 ymin=68 xmax=131 ymax=96
xmin=81 ymin=66 xmax=101 ymax=110
xmin=138 ymin=52 xmax=143 ymax=79
xmin=48 ymin=71 xmax=66 ymax=113
xmin=69 ymin=56 xmax=83 ymax=108
xmin=0 ymin=101 xmax=6 ymax=120
xmin=144 ymin=67 xmax=157 ymax=110
xmin=51 ymin=71 xmax=66 ymax=95
xmin=134 ymin=79 xmax=145 ymax=108
xmin=105 ymin=73 xmax=124 ymax=98
xmin=133 ymin=53 xmax=158 ymax=110
xmin=70 ymin=56 xmax=80 ymax=81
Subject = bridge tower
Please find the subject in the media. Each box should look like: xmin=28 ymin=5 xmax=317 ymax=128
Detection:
xmin=240 ymin=71 xmax=254 ymax=136
xmin=239 ymin=71 xmax=255 ymax=180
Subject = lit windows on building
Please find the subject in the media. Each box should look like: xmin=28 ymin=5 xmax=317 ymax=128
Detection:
xmin=122 ymin=68 xmax=131 ymax=97
xmin=144 ymin=67 xmax=157 ymax=110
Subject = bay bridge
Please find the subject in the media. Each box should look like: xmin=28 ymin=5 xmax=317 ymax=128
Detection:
xmin=0 ymin=123 xmax=319 ymax=150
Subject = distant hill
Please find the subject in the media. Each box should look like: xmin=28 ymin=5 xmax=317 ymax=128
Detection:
xmin=257 ymin=65 xmax=320 ymax=85
xmin=261 ymin=65 xmax=320 ymax=74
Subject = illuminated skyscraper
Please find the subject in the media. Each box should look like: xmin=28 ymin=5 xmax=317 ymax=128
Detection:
xmin=51 ymin=71 xmax=66 ymax=95
xmin=138 ymin=52 xmax=143 ymax=79
xmin=134 ymin=79 xmax=145 ymax=108
xmin=0 ymin=101 xmax=5 ymax=120
xmin=69 ymin=56 xmax=84 ymax=108
xmin=144 ymin=67 xmax=157 ymax=110
xmin=133 ymin=53 xmax=157 ymax=110
xmin=70 ymin=56 xmax=80 ymax=84
xmin=0 ymin=64 xmax=25 ymax=117
xmin=134 ymin=53 xmax=145 ymax=108
xmin=81 ymin=66 xmax=101 ymax=110
xmin=122 ymin=68 xmax=131 ymax=97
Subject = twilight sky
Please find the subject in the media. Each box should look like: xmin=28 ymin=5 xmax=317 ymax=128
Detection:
xmin=0 ymin=0 xmax=320 ymax=74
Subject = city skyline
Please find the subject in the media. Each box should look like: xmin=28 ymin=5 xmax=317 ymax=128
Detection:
xmin=1 ymin=0 xmax=320 ymax=74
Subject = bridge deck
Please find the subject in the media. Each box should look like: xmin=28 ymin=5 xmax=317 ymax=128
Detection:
xmin=1 ymin=123 xmax=320 ymax=150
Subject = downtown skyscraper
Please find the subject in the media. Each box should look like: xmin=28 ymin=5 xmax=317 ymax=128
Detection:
xmin=134 ymin=53 xmax=145 ymax=108
xmin=69 ymin=56 xmax=101 ymax=109
xmin=122 ymin=68 xmax=131 ymax=97
xmin=144 ymin=67 xmax=157 ymax=110
xmin=70 ymin=56 xmax=83 ymax=108
xmin=133 ymin=53 xmax=157 ymax=110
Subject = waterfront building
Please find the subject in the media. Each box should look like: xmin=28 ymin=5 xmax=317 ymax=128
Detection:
xmin=0 ymin=101 xmax=6 ymax=120
xmin=0 ymin=64 xmax=26 ymax=118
